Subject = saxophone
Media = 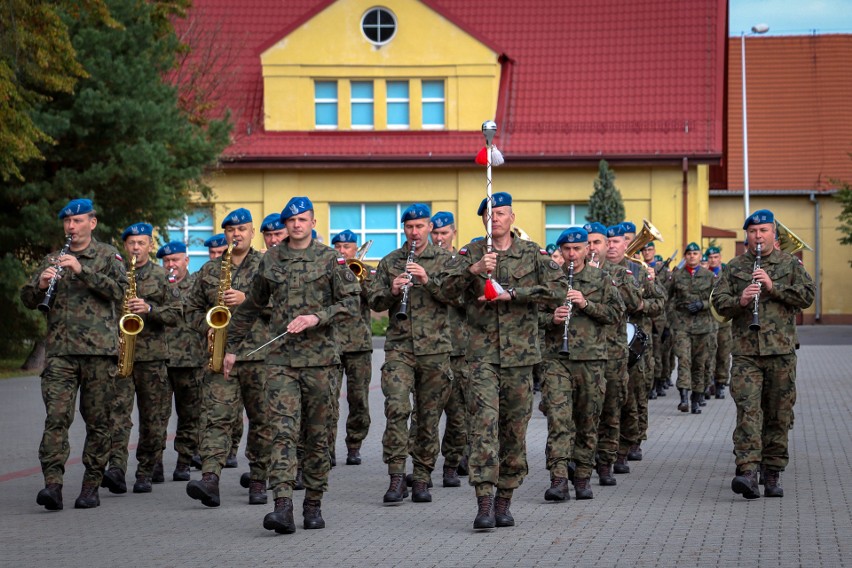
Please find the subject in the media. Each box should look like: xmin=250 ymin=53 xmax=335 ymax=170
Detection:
xmin=117 ymin=255 xmax=145 ymax=377
xmin=206 ymin=241 xmax=234 ymax=372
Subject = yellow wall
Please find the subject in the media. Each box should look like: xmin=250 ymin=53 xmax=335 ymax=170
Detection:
xmin=260 ymin=0 xmax=500 ymax=131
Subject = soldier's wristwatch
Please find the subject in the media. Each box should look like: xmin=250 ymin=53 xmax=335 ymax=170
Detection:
xmin=507 ymin=288 xmax=516 ymax=300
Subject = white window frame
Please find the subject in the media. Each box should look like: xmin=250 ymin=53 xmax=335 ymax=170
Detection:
xmin=166 ymin=210 xmax=214 ymax=269
xmin=386 ymin=80 xmax=410 ymax=130
xmin=350 ymin=81 xmax=375 ymax=130
xmin=421 ymin=80 xmax=445 ymax=129
xmin=329 ymin=203 xmax=419 ymax=261
xmin=314 ymin=81 xmax=338 ymax=130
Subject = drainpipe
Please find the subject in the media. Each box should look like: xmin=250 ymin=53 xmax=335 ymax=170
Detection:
xmin=810 ymin=192 xmax=821 ymax=321
xmin=682 ymin=157 xmax=688 ymax=248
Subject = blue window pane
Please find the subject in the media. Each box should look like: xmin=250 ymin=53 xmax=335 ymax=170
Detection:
xmin=422 ymin=80 xmax=443 ymax=98
xmin=316 ymin=103 xmax=337 ymax=126
xmin=187 ymin=209 xmax=213 ymax=226
xmin=315 ymin=81 xmax=337 ymax=99
xmin=352 ymin=103 xmax=374 ymax=126
xmin=546 ymin=205 xmax=573 ymax=225
xmin=365 ymin=233 xmax=398 ymax=259
xmin=387 ymin=81 xmax=408 ymax=98
xmin=387 ymin=102 xmax=409 ymax=125
xmin=351 ymin=81 xmax=373 ymax=99
xmin=574 ymin=204 xmax=589 ymax=223
xmin=422 ymin=102 xmax=444 ymax=125
xmin=546 ymin=229 xmax=563 ymax=246
xmin=188 ymin=254 xmax=209 ymax=274
xmin=365 ymin=204 xmax=397 ymax=229
xmin=330 ymin=204 xmax=361 ymax=229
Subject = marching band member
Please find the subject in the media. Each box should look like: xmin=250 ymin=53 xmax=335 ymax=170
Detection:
xmin=706 ymin=246 xmax=731 ymax=399
xmin=261 ymin=213 xmax=288 ymax=249
xmin=204 ymin=233 xmax=228 ymax=259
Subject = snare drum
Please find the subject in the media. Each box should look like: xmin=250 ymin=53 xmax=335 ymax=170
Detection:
xmin=626 ymin=322 xmax=648 ymax=368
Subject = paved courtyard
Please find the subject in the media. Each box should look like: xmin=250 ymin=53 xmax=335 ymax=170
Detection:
xmin=1 ymin=327 xmax=850 ymax=567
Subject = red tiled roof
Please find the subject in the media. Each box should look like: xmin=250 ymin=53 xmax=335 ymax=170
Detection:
xmin=726 ymin=34 xmax=852 ymax=192
xmin=179 ymin=0 xmax=727 ymax=164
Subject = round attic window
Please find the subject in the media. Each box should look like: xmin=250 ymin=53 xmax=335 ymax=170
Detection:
xmin=361 ymin=7 xmax=397 ymax=45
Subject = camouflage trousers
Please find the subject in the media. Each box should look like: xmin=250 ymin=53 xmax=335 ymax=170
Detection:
xmin=166 ymin=366 xmax=203 ymax=465
xmin=268 ymin=364 xmax=339 ymax=501
xmin=619 ymin=355 xmax=646 ymax=454
xmin=441 ymin=355 xmax=470 ymax=468
xmin=468 ymin=362 xmax=534 ymax=499
xmin=673 ymin=330 xmax=712 ymax=392
xmin=328 ymin=350 xmax=373 ymax=457
xmin=200 ymin=362 xmax=271 ymax=480
xmin=195 ymin=383 xmax=243 ymax=461
xmin=108 ymin=360 xmax=169 ymax=478
xmin=636 ymin=333 xmax=654 ymax=442
xmin=652 ymin=320 xmax=668 ymax=382
xmin=40 ymin=356 xmax=116 ymax=486
xmin=730 ymin=354 xmax=797 ymax=472
xmin=542 ymin=358 xmax=606 ymax=479
xmin=382 ymin=350 xmax=452 ymax=481
xmin=596 ymin=353 xmax=628 ymax=465
xmin=713 ymin=324 xmax=733 ymax=385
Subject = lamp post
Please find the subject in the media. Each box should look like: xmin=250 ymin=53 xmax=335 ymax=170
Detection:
xmin=741 ymin=23 xmax=770 ymax=218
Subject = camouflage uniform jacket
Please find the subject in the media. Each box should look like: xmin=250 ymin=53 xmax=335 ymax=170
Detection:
xmin=598 ymin=259 xmax=642 ymax=358
xmin=21 ymin=238 xmax=127 ymax=357
xmin=368 ymin=242 xmax=454 ymax=356
xmin=440 ymin=237 xmax=567 ymax=367
xmin=619 ymin=258 xmax=666 ymax=322
xmin=337 ymin=269 xmax=374 ymax=354
xmin=711 ymin=266 xmax=732 ymax=329
xmin=185 ymin=248 xmax=268 ymax=362
xmin=540 ymin=264 xmax=624 ymax=361
xmin=128 ymin=261 xmax=180 ymax=362
xmin=712 ymin=248 xmax=814 ymax=356
xmin=227 ymin=239 xmax=361 ymax=367
xmin=165 ymin=272 xmax=205 ymax=367
xmin=666 ymin=265 xmax=715 ymax=335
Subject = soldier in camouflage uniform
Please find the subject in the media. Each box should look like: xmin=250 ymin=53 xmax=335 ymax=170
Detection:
xmin=101 ymin=223 xmax=180 ymax=495
xmin=184 ymin=208 xmax=273 ymax=507
xmin=261 ymin=213 xmax=288 ymax=250
xmin=22 ymin=198 xmax=127 ymax=510
xmin=707 ymin=246 xmax=731 ymax=399
xmin=712 ymin=209 xmax=814 ymax=499
xmin=368 ymin=204 xmax=454 ymax=505
xmin=642 ymin=242 xmax=670 ymax=398
xmin=666 ymin=242 xmax=715 ymax=415
xmin=540 ymin=228 xmax=623 ymax=501
xmin=330 ymin=229 xmax=374 ymax=466
xmin=441 ymin=192 xmax=566 ymax=530
xmin=223 ymin=196 xmax=360 ymax=533
xmin=157 ymin=242 xmax=206 ymax=481
xmin=584 ymin=222 xmax=640 ymax=484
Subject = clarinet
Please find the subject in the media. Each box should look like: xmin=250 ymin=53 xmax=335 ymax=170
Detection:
xmin=37 ymin=235 xmax=73 ymax=313
xmin=395 ymin=240 xmax=417 ymax=321
xmin=749 ymin=243 xmax=763 ymax=331
xmin=558 ymin=261 xmax=575 ymax=357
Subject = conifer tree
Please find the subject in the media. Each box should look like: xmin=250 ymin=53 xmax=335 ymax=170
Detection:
xmin=586 ymin=159 xmax=626 ymax=227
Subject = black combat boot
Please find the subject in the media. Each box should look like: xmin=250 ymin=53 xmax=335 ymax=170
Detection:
xmin=263 ymin=497 xmax=295 ymax=534
xmin=152 ymin=461 xmax=165 ymax=483
xmin=731 ymin=469 xmax=761 ymax=499
xmin=74 ymin=483 xmax=100 ymax=509
xmin=700 ymin=388 xmax=709 ymax=405
xmin=691 ymin=392 xmax=702 ymax=414
xmin=224 ymin=451 xmax=238 ymax=468
xmin=383 ymin=474 xmax=408 ymax=505
xmin=294 ymin=468 xmax=304 ymax=491
xmin=544 ymin=477 xmax=570 ymax=501
xmin=240 ymin=471 xmax=251 ymax=489
xmin=302 ymin=499 xmax=325 ymax=529
xmin=627 ymin=444 xmax=643 ymax=461
xmin=715 ymin=382 xmax=726 ymax=399
xmin=566 ymin=461 xmax=576 ymax=482
xmin=345 ymin=447 xmax=361 ymax=465
xmin=656 ymin=380 xmax=667 ymax=397
xmin=101 ymin=467 xmax=127 ymax=494
xmin=596 ymin=463 xmax=617 ymax=486
xmin=573 ymin=477 xmax=594 ymax=500
xmin=457 ymin=455 xmax=469 ymax=476
xmin=494 ymin=496 xmax=515 ymax=527
xmin=613 ymin=454 xmax=630 ymax=474
xmin=190 ymin=454 xmax=202 ymax=470
xmin=411 ymin=480 xmax=432 ymax=503
xmin=473 ymin=495 xmax=495 ymax=530
xmin=173 ymin=463 xmax=191 ymax=482
xmin=443 ymin=465 xmax=461 ymax=488
xmin=249 ymin=479 xmax=268 ymax=505
xmin=405 ymin=472 xmax=433 ymax=488
xmin=678 ymin=389 xmax=690 ymax=412
xmin=648 ymin=385 xmax=657 ymax=400
xmin=36 ymin=483 xmax=63 ymax=511
xmin=763 ymin=469 xmax=784 ymax=497
xmin=133 ymin=475 xmax=153 ymax=494
xmin=186 ymin=472 xmax=220 ymax=507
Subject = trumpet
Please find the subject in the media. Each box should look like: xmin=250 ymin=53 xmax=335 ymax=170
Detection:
xmin=624 ymin=219 xmax=664 ymax=269
xmin=395 ymin=240 xmax=417 ymax=321
xmin=346 ymin=239 xmax=373 ymax=283
xmin=750 ymin=243 xmax=763 ymax=331
xmin=37 ymin=235 xmax=73 ymax=313
xmin=558 ymin=261 xmax=575 ymax=357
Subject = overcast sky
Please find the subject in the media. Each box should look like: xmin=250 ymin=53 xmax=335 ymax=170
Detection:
xmin=730 ymin=0 xmax=852 ymax=35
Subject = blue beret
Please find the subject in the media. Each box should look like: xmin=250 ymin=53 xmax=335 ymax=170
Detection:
xmin=685 ymin=242 xmax=701 ymax=252
xmin=260 ymin=213 xmax=283 ymax=233
xmin=607 ymin=224 xmax=627 ymax=238
xmin=58 ymin=198 xmax=93 ymax=219
xmin=706 ymin=246 xmax=721 ymax=256
xmin=556 ymin=227 xmax=588 ymax=245
xmin=477 ymin=192 xmax=512 ymax=216
xmin=204 ymin=234 xmax=227 ymax=248
xmin=156 ymin=241 xmax=187 ymax=258
xmin=545 ymin=243 xmax=558 ymax=254
xmin=743 ymin=209 xmax=775 ymax=229
xmin=281 ymin=196 xmax=314 ymax=220
xmin=221 ymin=208 xmax=252 ymax=228
xmin=471 ymin=236 xmax=485 ymax=242
xmin=121 ymin=222 xmax=153 ymax=241
xmin=583 ymin=222 xmax=607 ymax=236
xmin=332 ymin=229 xmax=358 ymax=244
xmin=401 ymin=203 xmax=431 ymax=223
xmin=431 ymin=211 xmax=455 ymax=228
xmin=621 ymin=221 xmax=637 ymax=233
